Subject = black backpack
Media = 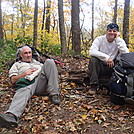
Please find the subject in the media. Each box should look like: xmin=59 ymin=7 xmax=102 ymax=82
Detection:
xmin=109 ymin=52 xmax=134 ymax=105
xmin=8 ymin=44 xmax=65 ymax=68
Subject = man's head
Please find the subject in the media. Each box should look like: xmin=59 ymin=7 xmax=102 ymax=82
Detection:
xmin=107 ymin=23 xmax=119 ymax=31
xmin=106 ymin=23 xmax=120 ymax=43
xmin=19 ymin=46 xmax=32 ymax=62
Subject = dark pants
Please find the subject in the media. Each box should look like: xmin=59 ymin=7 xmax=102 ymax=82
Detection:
xmin=88 ymin=57 xmax=113 ymax=85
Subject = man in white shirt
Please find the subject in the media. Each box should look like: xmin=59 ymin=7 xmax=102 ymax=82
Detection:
xmin=88 ymin=23 xmax=129 ymax=95
xmin=0 ymin=45 xmax=60 ymax=128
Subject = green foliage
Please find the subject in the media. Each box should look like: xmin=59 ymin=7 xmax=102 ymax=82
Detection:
xmin=67 ymin=50 xmax=78 ymax=55
xmin=14 ymin=36 xmax=33 ymax=46
xmin=39 ymin=42 xmax=61 ymax=55
xmin=38 ymin=31 xmax=61 ymax=55
xmin=0 ymin=41 xmax=17 ymax=69
xmin=0 ymin=36 xmax=33 ymax=70
xmin=129 ymin=45 xmax=134 ymax=52
xmin=0 ymin=34 xmax=61 ymax=71
xmin=0 ymin=39 xmax=5 ymax=48
xmin=47 ymin=44 xmax=61 ymax=55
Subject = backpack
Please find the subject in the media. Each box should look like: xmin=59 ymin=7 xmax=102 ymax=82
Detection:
xmin=109 ymin=52 xmax=134 ymax=105
xmin=8 ymin=44 xmax=66 ymax=68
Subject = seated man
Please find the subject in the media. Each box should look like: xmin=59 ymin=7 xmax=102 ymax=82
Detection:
xmin=0 ymin=45 xmax=60 ymax=128
xmin=88 ymin=23 xmax=129 ymax=95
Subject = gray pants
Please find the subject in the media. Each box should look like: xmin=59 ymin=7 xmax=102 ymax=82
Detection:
xmin=6 ymin=59 xmax=59 ymax=117
xmin=88 ymin=57 xmax=113 ymax=85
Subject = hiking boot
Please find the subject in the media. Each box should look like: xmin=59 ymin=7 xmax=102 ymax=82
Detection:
xmin=0 ymin=113 xmax=18 ymax=129
xmin=88 ymin=85 xmax=98 ymax=95
xmin=125 ymin=97 xmax=134 ymax=105
xmin=49 ymin=95 xmax=60 ymax=105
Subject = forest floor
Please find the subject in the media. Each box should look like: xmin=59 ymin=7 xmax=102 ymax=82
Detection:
xmin=0 ymin=55 xmax=134 ymax=134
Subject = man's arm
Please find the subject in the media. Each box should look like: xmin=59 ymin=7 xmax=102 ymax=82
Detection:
xmin=114 ymin=34 xmax=129 ymax=53
xmin=11 ymin=68 xmax=37 ymax=84
xmin=89 ymin=36 xmax=110 ymax=62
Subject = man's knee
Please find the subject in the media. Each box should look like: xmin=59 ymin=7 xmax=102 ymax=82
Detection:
xmin=90 ymin=57 xmax=100 ymax=64
xmin=88 ymin=57 xmax=100 ymax=69
xmin=44 ymin=59 xmax=55 ymax=66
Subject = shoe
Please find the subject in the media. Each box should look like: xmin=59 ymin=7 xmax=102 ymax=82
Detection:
xmin=88 ymin=85 xmax=98 ymax=95
xmin=125 ymin=97 xmax=134 ymax=105
xmin=0 ymin=113 xmax=18 ymax=129
xmin=49 ymin=95 xmax=60 ymax=105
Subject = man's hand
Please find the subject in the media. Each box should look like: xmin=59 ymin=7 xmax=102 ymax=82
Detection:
xmin=11 ymin=68 xmax=38 ymax=84
xmin=115 ymin=31 xmax=120 ymax=38
xmin=25 ymin=68 xmax=38 ymax=75
xmin=106 ymin=58 xmax=114 ymax=68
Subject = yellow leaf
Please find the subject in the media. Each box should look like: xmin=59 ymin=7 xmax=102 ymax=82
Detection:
xmin=66 ymin=72 xmax=69 ymax=76
xmin=94 ymin=117 xmax=99 ymax=120
xmin=65 ymin=85 xmax=71 ymax=88
xmin=81 ymin=114 xmax=88 ymax=120
xmin=70 ymin=82 xmax=76 ymax=86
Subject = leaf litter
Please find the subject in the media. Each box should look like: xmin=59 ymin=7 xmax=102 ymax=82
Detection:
xmin=0 ymin=55 xmax=133 ymax=134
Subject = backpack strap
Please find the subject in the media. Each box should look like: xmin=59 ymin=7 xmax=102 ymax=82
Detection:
xmin=126 ymin=73 xmax=134 ymax=97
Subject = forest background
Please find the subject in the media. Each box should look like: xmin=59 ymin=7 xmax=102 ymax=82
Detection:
xmin=0 ymin=0 xmax=134 ymax=70
xmin=0 ymin=0 xmax=134 ymax=133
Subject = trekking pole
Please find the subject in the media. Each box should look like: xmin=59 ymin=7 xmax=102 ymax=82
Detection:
xmin=32 ymin=47 xmax=69 ymax=70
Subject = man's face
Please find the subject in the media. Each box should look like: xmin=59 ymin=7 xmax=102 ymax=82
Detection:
xmin=106 ymin=29 xmax=118 ymax=42
xmin=20 ymin=46 xmax=32 ymax=62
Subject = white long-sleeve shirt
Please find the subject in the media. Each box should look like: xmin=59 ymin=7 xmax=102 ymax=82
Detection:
xmin=89 ymin=35 xmax=129 ymax=62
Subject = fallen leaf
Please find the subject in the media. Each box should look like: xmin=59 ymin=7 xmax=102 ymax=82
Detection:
xmin=102 ymin=123 xmax=110 ymax=128
xmin=100 ymin=114 xmax=106 ymax=121
xmin=38 ymin=115 xmax=44 ymax=122
xmin=113 ymin=105 xmax=122 ymax=110
xmin=98 ymin=119 xmax=103 ymax=124
xmin=81 ymin=114 xmax=88 ymax=120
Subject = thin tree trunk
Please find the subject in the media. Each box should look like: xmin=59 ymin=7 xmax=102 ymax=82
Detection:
xmin=45 ymin=0 xmax=51 ymax=33
xmin=19 ymin=0 xmax=25 ymax=36
xmin=11 ymin=0 xmax=15 ymax=41
xmin=41 ymin=0 xmax=45 ymax=41
xmin=113 ymin=0 xmax=118 ymax=23
xmin=71 ymin=0 xmax=81 ymax=54
xmin=0 ymin=0 xmax=3 ymax=40
xmin=33 ymin=0 xmax=38 ymax=48
xmin=91 ymin=0 xmax=94 ymax=42
xmin=123 ymin=0 xmax=130 ymax=46
xmin=58 ymin=0 xmax=67 ymax=54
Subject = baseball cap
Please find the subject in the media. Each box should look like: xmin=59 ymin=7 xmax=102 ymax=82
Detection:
xmin=107 ymin=23 xmax=119 ymax=31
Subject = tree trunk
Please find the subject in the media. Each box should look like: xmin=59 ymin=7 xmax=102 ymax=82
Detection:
xmin=45 ymin=0 xmax=51 ymax=33
xmin=0 ymin=0 xmax=3 ymax=40
xmin=41 ymin=0 xmax=45 ymax=41
xmin=19 ymin=0 xmax=26 ymax=36
xmin=33 ymin=0 xmax=38 ymax=48
xmin=11 ymin=0 xmax=15 ymax=41
xmin=113 ymin=0 xmax=118 ymax=23
xmin=91 ymin=0 xmax=94 ymax=42
xmin=71 ymin=0 xmax=81 ymax=54
xmin=123 ymin=0 xmax=130 ymax=46
xmin=58 ymin=0 xmax=67 ymax=54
